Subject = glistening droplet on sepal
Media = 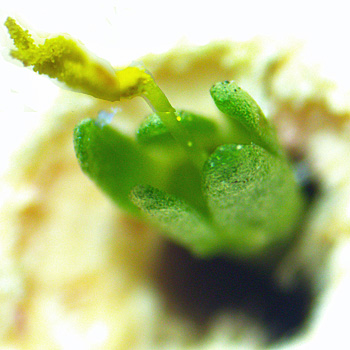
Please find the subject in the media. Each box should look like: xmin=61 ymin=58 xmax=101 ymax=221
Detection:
xmin=95 ymin=108 xmax=121 ymax=128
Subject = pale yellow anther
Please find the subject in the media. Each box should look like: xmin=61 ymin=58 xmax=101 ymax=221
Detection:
xmin=115 ymin=66 xmax=152 ymax=98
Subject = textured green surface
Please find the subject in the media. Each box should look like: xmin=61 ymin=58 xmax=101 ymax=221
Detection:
xmin=210 ymin=81 xmax=281 ymax=156
xmin=131 ymin=185 xmax=220 ymax=257
xmin=72 ymin=82 xmax=306 ymax=258
xmin=202 ymin=143 xmax=303 ymax=257
xmin=73 ymin=119 xmax=154 ymax=214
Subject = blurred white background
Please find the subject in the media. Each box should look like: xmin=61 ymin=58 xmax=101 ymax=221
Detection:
xmin=0 ymin=0 xmax=349 ymax=176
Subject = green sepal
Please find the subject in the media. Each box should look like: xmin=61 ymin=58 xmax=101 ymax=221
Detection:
xmin=210 ymin=81 xmax=281 ymax=156
xmin=202 ymin=143 xmax=304 ymax=258
xmin=136 ymin=110 xmax=218 ymax=215
xmin=136 ymin=110 xmax=219 ymax=151
xmin=130 ymin=185 xmax=221 ymax=257
xmin=73 ymin=119 xmax=154 ymax=215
